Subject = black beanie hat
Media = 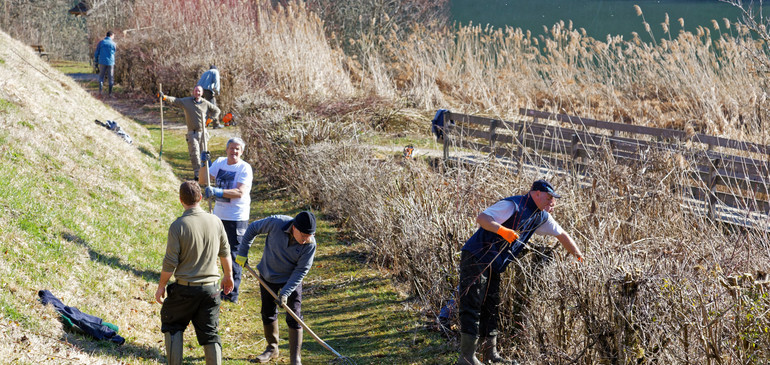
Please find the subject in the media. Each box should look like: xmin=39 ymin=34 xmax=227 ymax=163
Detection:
xmin=293 ymin=211 xmax=316 ymax=234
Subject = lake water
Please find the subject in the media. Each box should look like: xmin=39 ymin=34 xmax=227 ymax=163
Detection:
xmin=450 ymin=0 xmax=743 ymax=41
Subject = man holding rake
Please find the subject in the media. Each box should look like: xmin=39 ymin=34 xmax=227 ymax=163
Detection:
xmin=457 ymin=179 xmax=583 ymax=365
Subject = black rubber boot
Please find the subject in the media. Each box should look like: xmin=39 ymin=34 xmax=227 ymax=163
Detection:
xmin=289 ymin=328 xmax=303 ymax=365
xmin=164 ymin=331 xmax=183 ymax=365
xmin=255 ymin=321 xmax=279 ymax=363
xmin=457 ymin=333 xmax=484 ymax=365
xmin=480 ymin=336 xmax=517 ymax=365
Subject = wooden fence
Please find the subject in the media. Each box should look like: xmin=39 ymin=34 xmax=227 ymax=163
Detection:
xmin=439 ymin=108 xmax=770 ymax=227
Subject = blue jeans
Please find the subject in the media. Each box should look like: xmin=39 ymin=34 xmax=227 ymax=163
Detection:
xmin=221 ymin=220 xmax=248 ymax=302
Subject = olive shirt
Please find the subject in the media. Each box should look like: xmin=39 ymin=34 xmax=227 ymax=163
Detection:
xmin=162 ymin=207 xmax=230 ymax=284
xmin=165 ymin=96 xmax=220 ymax=132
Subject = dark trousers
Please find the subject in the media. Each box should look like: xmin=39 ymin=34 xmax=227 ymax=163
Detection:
xmin=98 ymin=64 xmax=114 ymax=93
xmin=202 ymin=89 xmax=217 ymax=106
xmin=260 ymin=279 xmax=303 ymax=329
xmin=458 ymin=250 xmax=501 ymax=337
xmin=221 ymin=220 xmax=247 ymax=302
xmin=160 ymin=283 xmax=221 ymax=345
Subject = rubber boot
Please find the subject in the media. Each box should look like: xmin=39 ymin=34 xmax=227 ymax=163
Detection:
xmin=203 ymin=342 xmax=222 ymax=365
xmin=289 ymin=328 xmax=303 ymax=365
xmin=164 ymin=331 xmax=183 ymax=365
xmin=255 ymin=321 xmax=279 ymax=363
xmin=108 ymin=84 xmax=113 ymax=98
xmin=480 ymin=335 xmax=517 ymax=365
xmin=457 ymin=333 xmax=483 ymax=365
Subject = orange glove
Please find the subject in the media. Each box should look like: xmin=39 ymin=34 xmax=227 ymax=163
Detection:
xmin=496 ymin=226 xmax=519 ymax=243
xmin=206 ymin=118 xmax=213 ymax=127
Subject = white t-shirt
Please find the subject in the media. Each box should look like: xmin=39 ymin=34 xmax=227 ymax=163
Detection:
xmin=209 ymin=157 xmax=253 ymax=221
xmin=482 ymin=199 xmax=565 ymax=237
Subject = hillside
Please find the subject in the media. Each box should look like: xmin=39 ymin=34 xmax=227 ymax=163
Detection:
xmin=0 ymin=29 xmax=180 ymax=363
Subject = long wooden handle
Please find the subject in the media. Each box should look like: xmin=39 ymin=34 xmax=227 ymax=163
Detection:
xmin=242 ymin=263 xmax=345 ymax=359
xmin=159 ymin=83 xmax=164 ymax=160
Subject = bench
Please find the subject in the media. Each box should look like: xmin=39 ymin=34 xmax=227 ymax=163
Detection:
xmin=31 ymin=45 xmax=49 ymax=60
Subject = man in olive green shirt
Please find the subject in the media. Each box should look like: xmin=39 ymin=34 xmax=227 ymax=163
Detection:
xmin=155 ymin=181 xmax=233 ymax=365
xmin=159 ymin=86 xmax=221 ymax=180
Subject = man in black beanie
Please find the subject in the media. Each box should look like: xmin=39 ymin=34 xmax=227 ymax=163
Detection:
xmin=235 ymin=211 xmax=317 ymax=365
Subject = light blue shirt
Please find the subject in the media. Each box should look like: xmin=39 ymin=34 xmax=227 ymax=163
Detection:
xmin=197 ymin=68 xmax=220 ymax=94
xmin=94 ymin=36 xmax=116 ymax=66
xmin=238 ymin=215 xmax=316 ymax=297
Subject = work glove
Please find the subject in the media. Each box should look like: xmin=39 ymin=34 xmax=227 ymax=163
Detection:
xmin=157 ymin=91 xmax=166 ymax=101
xmin=496 ymin=226 xmax=519 ymax=243
xmin=205 ymin=118 xmax=213 ymax=127
xmin=200 ymin=151 xmax=211 ymax=166
xmin=276 ymin=294 xmax=288 ymax=308
xmin=235 ymin=255 xmax=247 ymax=267
xmin=204 ymin=186 xmax=224 ymax=199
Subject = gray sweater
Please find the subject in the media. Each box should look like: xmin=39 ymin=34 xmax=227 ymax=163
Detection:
xmin=238 ymin=215 xmax=316 ymax=297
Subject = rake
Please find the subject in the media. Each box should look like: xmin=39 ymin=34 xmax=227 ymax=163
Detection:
xmin=243 ymin=263 xmax=356 ymax=365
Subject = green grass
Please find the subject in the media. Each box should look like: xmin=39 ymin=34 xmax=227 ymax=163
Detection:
xmin=125 ymin=93 xmax=456 ymax=364
xmin=0 ymin=73 xmax=458 ymax=364
xmin=50 ymin=60 xmax=92 ymax=74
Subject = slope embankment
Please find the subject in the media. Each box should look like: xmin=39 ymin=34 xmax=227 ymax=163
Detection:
xmin=0 ymin=29 xmax=180 ymax=363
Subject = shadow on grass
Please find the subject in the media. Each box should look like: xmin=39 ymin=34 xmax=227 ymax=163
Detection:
xmin=61 ymin=231 xmax=160 ymax=282
xmin=60 ymin=328 xmax=164 ymax=363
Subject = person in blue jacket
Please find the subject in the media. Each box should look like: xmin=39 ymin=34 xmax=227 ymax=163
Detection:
xmin=456 ymin=179 xmax=583 ymax=365
xmin=94 ymin=31 xmax=117 ymax=97
xmin=197 ymin=65 xmax=222 ymax=128
xmin=235 ymin=211 xmax=317 ymax=365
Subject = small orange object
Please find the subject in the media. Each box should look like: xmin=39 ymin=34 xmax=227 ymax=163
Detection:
xmin=222 ymin=112 xmax=233 ymax=126
xmin=403 ymin=145 xmax=414 ymax=158
xmin=206 ymin=118 xmax=213 ymax=127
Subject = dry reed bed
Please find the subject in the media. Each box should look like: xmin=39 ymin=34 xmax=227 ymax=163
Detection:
xmin=238 ymin=95 xmax=770 ymax=362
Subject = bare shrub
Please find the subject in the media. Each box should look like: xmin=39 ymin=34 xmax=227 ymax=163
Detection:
xmin=114 ymin=0 xmax=353 ymax=112
xmin=1 ymin=0 xmax=90 ymax=61
xmin=241 ymin=103 xmax=770 ymax=362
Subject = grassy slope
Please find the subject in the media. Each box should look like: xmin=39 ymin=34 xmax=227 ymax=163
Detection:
xmin=0 ymin=30 xmax=454 ymax=364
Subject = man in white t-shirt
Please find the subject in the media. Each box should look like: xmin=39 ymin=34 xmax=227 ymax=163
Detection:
xmin=200 ymin=137 xmax=253 ymax=303
xmin=456 ymin=179 xmax=583 ymax=365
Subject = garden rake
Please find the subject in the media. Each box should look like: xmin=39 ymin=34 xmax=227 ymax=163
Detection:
xmin=242 ymin=263 xmax=356 ymax=365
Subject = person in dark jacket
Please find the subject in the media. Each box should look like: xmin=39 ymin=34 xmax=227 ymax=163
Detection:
xmin=235 ymin=211 xmax=317 ymax=365
xmin=456 ymin=179 xmax=583 ymax=365
xmin=94 ymin=31 xmax=116 ymax=97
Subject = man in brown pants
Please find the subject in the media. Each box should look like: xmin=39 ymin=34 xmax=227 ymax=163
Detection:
xmin=159 ymin=86 xmax=220 ymax=180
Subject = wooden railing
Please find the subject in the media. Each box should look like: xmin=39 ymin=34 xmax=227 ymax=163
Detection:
xmin=439 ymin=108 xmax=770 ymax=225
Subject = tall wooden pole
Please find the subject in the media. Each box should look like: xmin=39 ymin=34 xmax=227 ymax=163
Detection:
xmin=159 ymin=83 xmax=164 ymax=161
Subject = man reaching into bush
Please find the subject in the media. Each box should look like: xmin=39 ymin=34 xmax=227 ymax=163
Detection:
xmin=159 ymin=86 xmax=220 ymax=180
xmin=457 ymin=179 xmax=583 ymax=365
xmin=235 ymin=211 xmax=317 ymax=365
